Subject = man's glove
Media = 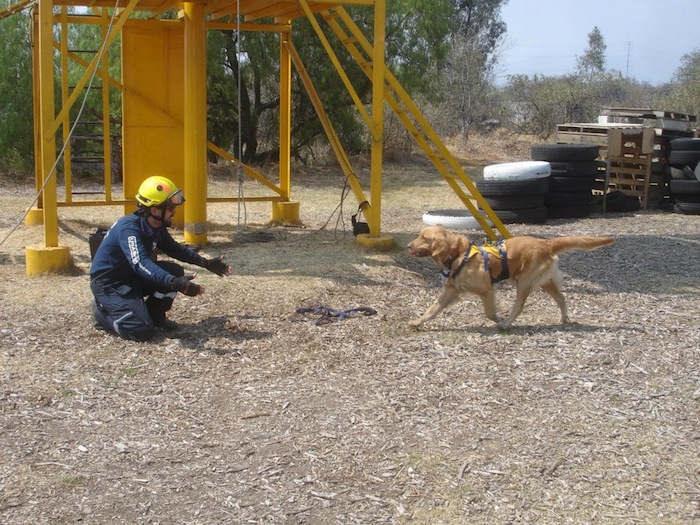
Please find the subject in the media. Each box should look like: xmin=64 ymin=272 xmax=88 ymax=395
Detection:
xmin=205 ymin=255 xmax=231 ymax=277
xmin=170 ymin=274 xmax=203 ymax=296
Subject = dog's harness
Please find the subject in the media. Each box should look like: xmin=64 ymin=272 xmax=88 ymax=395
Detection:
xmin=441 ymin=241 xmax=509 ymax=284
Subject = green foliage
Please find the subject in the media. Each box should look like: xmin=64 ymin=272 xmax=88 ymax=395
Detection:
xmin=502 ymin=70 xmax=636 ymax=138
xmin=1 ymin=0 xmax=696 ymax=178
xmin=659 ymin=49 xmax=700 ymax=119
xmin=576 ymin=26 xmax=606 ymax=76
xmin=435 ymin=0 xmax=508 ymax=138
xmin=498 ymin=25 xmax=696 ymax=139
xmin=0 ymin=9 xmax=33 ymax=174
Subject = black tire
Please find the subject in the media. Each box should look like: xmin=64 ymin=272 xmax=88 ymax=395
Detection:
xmin=670 ymin=138 xmax=700 ymax=151
xmin=549 ymin=161 xmax=603 ymax=178
xmin=668 ymin=150 xmax=700 ymax=169
xmin=492 ymin=206 xmax=548 ymax=224
xmin=672 ymin=194 xmax=700 ymax=204
xmin=531 ymin=144 xmax=600 ymax=162
xmin=669 ymin=179 xmax=700 ymax=195
xmin=603 ymin=191 xmax=641 ymax=212
xmin=549 ymin=175 xmax=595 ymax=192
xmin=546 ymin=205 xmax=592 ymax=219
xmin=484 ymin=193 xmax=545 ymax=210
xmin=476 ymin=177 xmax=549 ymax=196
xmin=670 ymin=201 xmax=700 ymax=215
xmin=545 ymin=191 xmax=592 ymax=207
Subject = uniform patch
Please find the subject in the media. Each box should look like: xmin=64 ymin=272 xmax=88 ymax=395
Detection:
xmin=128 ymin=235 xmax=140 ymax=264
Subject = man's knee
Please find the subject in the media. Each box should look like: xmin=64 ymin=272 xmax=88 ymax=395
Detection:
xmin=119 ymin=321 xmax=155 ymax=342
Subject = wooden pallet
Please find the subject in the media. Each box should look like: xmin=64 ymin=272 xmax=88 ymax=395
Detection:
xmin=557 ymin=123 xmax=694 ymax=146
xmin=603 ymin=130 xmax=662 ymax=209
xmin=600 ymin=107 xmax=697 ymax=123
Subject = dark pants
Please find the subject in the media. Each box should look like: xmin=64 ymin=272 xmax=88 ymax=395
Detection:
xmin=90 ymin=262 xmax=184 ymax=341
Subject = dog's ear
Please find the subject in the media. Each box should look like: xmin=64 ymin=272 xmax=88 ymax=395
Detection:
xmin=449 ymin=234 xmax=469 ymax=258
xmin=429 ymin=236 xmax=450 ymax=262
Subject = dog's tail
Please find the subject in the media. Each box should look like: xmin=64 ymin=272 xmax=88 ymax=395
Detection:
xmin=547 ymin=236 xmax=615 ymax=254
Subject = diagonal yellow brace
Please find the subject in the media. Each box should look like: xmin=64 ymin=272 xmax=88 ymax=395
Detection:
xmin=324 ymin=6 xmax=511 ymax=240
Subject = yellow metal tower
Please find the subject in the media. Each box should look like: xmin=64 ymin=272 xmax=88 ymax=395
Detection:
xmin=0 ymin=0 xmax=508 ymax=275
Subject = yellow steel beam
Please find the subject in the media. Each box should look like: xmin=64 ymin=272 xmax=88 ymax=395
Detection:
xmin=206 ymin=142 xmax=285 ymax=196
xmin=37 ymin=0 xmax=59 ymax=246
xmin=284 ymin=40 xmax=368 ymax=207
xmin=368 ymin=0 xmax=385 ymax=237
xmin=299 ymin=0 xmax=372 ymax=132
xmin=59 ymin=7 xmax=73 ymax=204
xmin=0 ymin=0 xmax=35 ymax=21
xmin=183 ymin=0 xmax=208 ymax=246
xmin=100 ymin=7 xmax=113 ymax=198
xmin=50 ymin=0 xmax=138 ymax=136
xmin=327 ymin=6 xmax=510 ymax=239
xmin=279 ymin=21 xmax=292 ymax=200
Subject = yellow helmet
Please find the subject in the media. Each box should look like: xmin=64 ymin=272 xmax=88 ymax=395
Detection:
xmin=135 ymin=176 xmax=184 ymax=208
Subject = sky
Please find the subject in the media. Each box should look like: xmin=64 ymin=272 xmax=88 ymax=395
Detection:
xmin=496 ymin=0 xmax=700 ymax=86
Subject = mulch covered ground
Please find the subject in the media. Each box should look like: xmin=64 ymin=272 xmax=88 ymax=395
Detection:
xmin=1 ymin=171 xmax=699 ymax=524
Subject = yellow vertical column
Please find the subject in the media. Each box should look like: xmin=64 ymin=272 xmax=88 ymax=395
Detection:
xmin=272 ymin=23 xmax=300 ymax=224
xmin=183 ymin=1 xmax=208 ymax=246
xmin=357 ymin=0 xmax=393 ymax=250
xmin=26 ymin=6 xmax=43 ymax=225
xmin=26 ymin=0 xmax=73 ymax=274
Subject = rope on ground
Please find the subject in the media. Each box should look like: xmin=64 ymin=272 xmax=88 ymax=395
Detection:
xmin=231 ymin=229 xmax=280 ymax=244
xmin=295 ymin=305 xmax=377 ymax=325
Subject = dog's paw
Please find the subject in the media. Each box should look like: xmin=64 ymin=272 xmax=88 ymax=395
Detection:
xmin=408 ymin=319 xmax=422 ymax=329
xmin=496 ymin=320 xmax=511 ymax=330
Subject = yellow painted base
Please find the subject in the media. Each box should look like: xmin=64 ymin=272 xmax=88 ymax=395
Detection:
xmin=356 ymin=233 xmax=395 ymax=251
xmin=184 ymin=223 xmax=208 ymax=248
xmin=25 ymin=245 xmax=73 ymax=276
xmin=24 ymin=208 xmax=44 ymax=226
xmin=272 ymin=201 xmax=301 ymax=225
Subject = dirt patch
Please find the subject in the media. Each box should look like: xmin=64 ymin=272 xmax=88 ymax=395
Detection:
xmin=1 ymin=150 xmax=699 ymax=524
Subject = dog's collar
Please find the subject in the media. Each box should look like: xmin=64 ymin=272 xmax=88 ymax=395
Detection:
xmin=440 ymin=241 xmax=509 ymax=283
xmin=441 ymin=243 xmax=475 ymax=281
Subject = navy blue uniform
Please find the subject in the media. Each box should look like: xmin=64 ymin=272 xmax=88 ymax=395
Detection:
xmin=90 ymin=211 xmax=207 ymax=341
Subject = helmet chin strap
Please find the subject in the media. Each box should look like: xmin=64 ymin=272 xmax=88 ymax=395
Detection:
xmin=145 ymin=205 xmax=169 ymax=226
xmin=157 ymin=206 xmax=168 ymax=224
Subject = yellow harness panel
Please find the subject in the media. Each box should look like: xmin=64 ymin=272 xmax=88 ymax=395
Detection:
xmin=466 ymin=241 xmax=509 ymax=283
xmin=467 ymin=243 xmax=503 ymax=260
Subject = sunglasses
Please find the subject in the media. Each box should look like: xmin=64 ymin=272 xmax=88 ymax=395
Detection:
xmin=167 ymin=189 xmax=185 ymax=206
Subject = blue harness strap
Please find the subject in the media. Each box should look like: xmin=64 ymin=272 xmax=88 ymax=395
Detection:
xmin=478 ymin=241 xmax=509 ymax=283
xmin=447 ymin=241 xmax=509 ymax=283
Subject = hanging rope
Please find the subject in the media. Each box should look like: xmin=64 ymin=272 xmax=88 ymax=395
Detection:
xmin=235 ymin=0 xmax=247 ymax=230
xmin=0 ymin=0 xmax=121 ymax=248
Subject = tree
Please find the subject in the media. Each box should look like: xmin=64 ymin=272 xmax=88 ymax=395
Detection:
xmin=205 ymin=1 xmax=461 ymax=164
xmin=576 ymin=26 xmax=606 ymax=77
xmin=0 ymin=4 xmax=34 ymax=174
xmin=438 ymin=0 xmax=508 ymax=141
xmin=659 ymin=49 xmax=700 ymax=119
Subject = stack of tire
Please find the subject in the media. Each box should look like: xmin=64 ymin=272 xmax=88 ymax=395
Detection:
xmin=666 ymin=137 xmax=700 ymax=215
xmin=530 ymin=144 xmax=601 ymax=219
xmin=475 ymin=161 xmax=550 ymax=224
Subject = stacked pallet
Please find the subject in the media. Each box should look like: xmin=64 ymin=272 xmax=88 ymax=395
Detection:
xmin=599 ymin=108 xmax=696 ymax=167
xmin=556 ymin=108 xmax=697 ymax=209
xmin=599 ymin=107 xmax=696 ymax=133
xmin=605 ymin=129 xmax=660 ymax=209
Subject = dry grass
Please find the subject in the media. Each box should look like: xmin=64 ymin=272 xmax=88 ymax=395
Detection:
xmin=1 ymin=140 xmax=699 ymax=524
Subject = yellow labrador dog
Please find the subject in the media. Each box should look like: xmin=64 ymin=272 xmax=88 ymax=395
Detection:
xmin=407 ymin=225 xmax=614 ymax=329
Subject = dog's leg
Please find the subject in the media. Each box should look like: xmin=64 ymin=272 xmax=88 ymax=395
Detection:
xmin=409 ymin=287 xmax=459 ymax=327
xmin=478 ymin=290 xmax=500 ymax=323
xmin=540 ymin=279 xmax=569 ymax=324
xmin=497 ymin=284 xmax=533 ymax=330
